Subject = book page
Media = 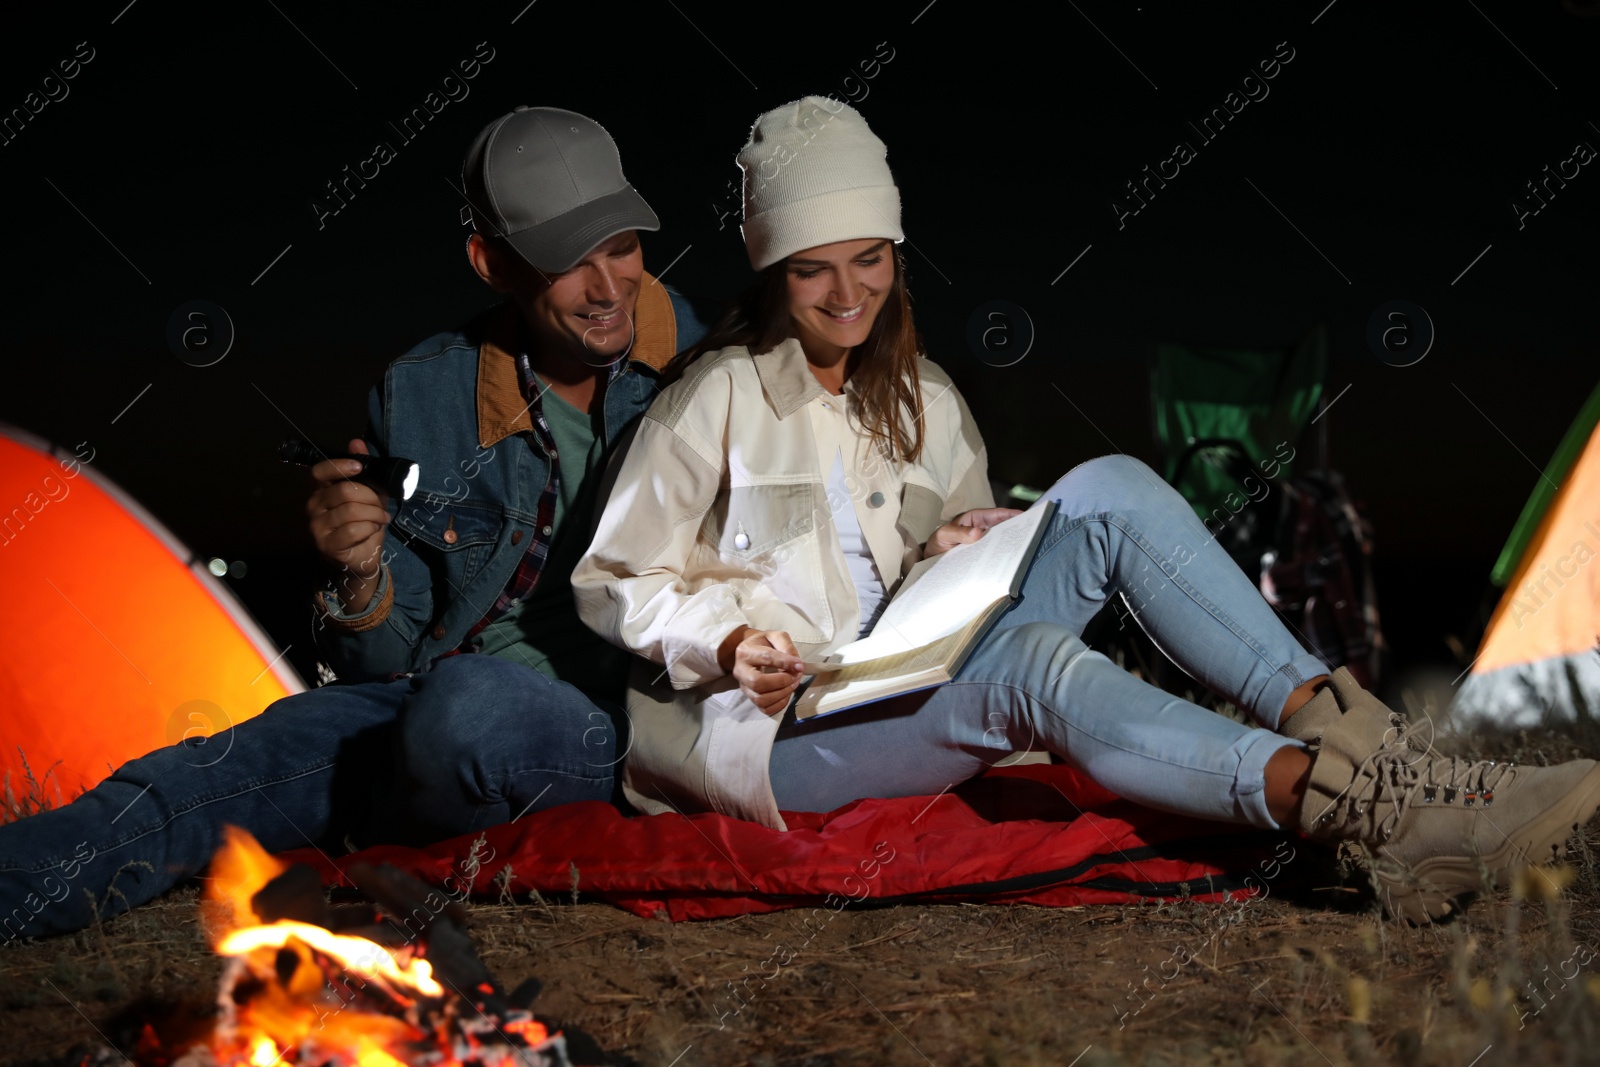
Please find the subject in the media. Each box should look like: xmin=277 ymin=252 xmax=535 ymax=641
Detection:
xmin=794 ymin=632 xmax=959 ymax=720
xmin=830 ymin=504 xmax=1053 ymax=662
xmin=813 ymin=628 xmax=967 ymax=685
xmin=794 ymin=598 xmax=1010 ymax=719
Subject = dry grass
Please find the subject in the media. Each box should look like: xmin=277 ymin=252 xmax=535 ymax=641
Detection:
xmin=3 ymin=859 xmax=1597 ymax=1066
xmin=2 ymin=725 xmax=1597 ymax=1066
xmin=2 ymin=754 xmax=71 ymax=827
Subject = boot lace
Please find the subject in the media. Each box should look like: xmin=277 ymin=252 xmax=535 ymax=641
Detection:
xmin=1325 ymin=716 xmax=1517 ymax=842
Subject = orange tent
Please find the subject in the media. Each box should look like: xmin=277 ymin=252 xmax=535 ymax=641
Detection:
xmin=1453 ymin=383 xmax=1600 ymax=729
xmin=0 ymin=423 xmax=302 ymax=808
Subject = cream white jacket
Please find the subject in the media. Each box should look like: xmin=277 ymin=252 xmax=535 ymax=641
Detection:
xmin=571 ymin=339 xmax=993 ymax=829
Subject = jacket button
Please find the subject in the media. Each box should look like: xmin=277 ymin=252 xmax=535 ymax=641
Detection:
xmin=431 ymin=625 xmax=447 ymax=640
xmin=511 ymin=529 xmax=524 ymax=545
xmin=542 ymin=524 xmax=553 ymax=536
xmin=867 ymin=491 xmax=885 ymax=508
xmin=443 ymin=528 xmax=458 ymax=544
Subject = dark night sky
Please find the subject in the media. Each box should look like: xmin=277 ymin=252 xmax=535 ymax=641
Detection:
xmin=2 ymin=0 xmax=1595 ymax=683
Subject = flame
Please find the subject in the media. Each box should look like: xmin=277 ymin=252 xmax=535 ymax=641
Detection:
xmin=355 ymin=1035 xmax=411 ymax=1067
xmin=206 ymin=823 xmax=288 ymax=939
xmin=204 ymin=826 xmax=440 ymax=1064
xmin=219 ymin=920 xmax=445 ymax=998
xmin=196 ymin=826 xmax=553 ymax=1066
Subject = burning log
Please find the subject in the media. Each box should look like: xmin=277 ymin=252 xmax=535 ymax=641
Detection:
xmin=59 ymin=826 xmax=594 ymax=1067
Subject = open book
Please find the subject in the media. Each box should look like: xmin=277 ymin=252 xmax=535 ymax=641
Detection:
xmin=792 ymin=501 xmax=1057 ymax=720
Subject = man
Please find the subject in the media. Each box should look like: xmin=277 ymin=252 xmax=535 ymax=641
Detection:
xmin=0 ymin=106 xmax=707 ymax=940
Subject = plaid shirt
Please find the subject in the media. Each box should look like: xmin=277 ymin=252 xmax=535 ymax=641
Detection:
xmin=451 ymin=350 xmax=628 ymax=654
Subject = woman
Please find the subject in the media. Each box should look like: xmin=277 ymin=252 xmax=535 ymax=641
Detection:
xmin=571 ymin=97 xmax=1600 ymax=922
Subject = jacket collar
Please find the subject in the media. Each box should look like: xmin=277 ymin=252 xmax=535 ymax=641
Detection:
xmin=751 ymin=336 xmax=831 ymax=420
xmin=476 ymin=269 xmax=676 ymax=449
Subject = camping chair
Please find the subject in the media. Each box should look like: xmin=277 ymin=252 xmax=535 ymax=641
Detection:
xmin=1151 ymin=325 xmax=1328 ymax=571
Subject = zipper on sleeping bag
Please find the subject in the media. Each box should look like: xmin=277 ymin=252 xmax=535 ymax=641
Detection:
xmin=870 ymin=836 xmax=1271 ymax=903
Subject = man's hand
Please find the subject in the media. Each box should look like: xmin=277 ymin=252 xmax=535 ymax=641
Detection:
xmin=717 ymin=625 xmax=804 ymax=716
xmin=307 ymin=438 xmax=390 ymax=614
xmin=922 ymin=507 xmax=1024 ymax=559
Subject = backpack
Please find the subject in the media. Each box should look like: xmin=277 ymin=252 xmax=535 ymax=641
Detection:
xmin=1258 ymin=469 xmax=1386 ymax=689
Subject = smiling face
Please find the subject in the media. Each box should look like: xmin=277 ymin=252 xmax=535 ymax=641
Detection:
xmin=783 ymin=237 xmax=896 ymax=366
xmin=472 ymin=229 xmax=645 ymax=367
xmin=526 ymin=230 xmax=645 ymax=366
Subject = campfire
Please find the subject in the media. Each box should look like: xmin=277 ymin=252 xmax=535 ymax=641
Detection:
xmin=100 ymin=826 xmax=582 ymax=1067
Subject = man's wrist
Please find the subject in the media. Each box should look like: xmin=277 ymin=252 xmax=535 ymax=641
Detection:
xmin=336 ymin=566 xmax=383 ymax=615
xmin=317 ymin=564 xmax=393 ymax=632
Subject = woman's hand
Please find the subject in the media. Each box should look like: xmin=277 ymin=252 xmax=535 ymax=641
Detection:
xmin=921 ymin=507 xmax=1024 ymax=559
xmin=717 ymin=626 xmax=805 ymax=716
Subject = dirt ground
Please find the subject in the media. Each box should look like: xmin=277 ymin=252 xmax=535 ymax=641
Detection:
xmin=3 ymin=723 xmax=1598 ymax=1067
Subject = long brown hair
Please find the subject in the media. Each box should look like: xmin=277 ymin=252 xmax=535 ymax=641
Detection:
xmin=663 ymin=246 xmax=927 ymax=463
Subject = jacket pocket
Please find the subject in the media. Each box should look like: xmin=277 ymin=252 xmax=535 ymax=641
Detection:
xmin=395 ymin=494 xmax=501 ymax=548
xmin=703 ymin=482 xmax=819 ymax=563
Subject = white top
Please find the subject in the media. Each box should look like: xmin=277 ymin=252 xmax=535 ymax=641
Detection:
xmin=826 ymin=446 xmax=890 ymax=637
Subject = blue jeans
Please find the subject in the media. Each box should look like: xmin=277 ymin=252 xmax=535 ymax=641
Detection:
xmin=770 ymin=455 xmax=1328 ymax=829
xmin=0 ymin=654 xmax=621 ymax=941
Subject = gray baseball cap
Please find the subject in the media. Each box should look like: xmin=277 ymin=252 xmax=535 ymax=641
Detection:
xmin=462 ymin=106 xmax=660 ymax=273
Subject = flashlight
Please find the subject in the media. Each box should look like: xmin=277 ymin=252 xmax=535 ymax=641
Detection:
xmin=278 ymin=438 xmax=421 ymax=501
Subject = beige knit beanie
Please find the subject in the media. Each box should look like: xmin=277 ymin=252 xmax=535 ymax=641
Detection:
xmin=738 ymin=96 xmax=904 ymax=271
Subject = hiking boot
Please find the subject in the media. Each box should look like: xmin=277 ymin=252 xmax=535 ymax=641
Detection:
xmin=1295 ymin=703 xmax=1600 ymax=922
xmin=1280 ymin=667 xmax=1432 ymax=752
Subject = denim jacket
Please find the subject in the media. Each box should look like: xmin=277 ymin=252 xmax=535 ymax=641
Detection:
xmin=313 ymin=273 xmax=707 ymax=682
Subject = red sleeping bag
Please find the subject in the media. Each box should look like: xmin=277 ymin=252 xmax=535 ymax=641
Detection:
xmin=283 ymin=764 xmax=1287 ymax=920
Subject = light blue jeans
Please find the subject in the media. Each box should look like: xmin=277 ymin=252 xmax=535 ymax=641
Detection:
xmin=769 ymin=455 xmax=1328 ymax=830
